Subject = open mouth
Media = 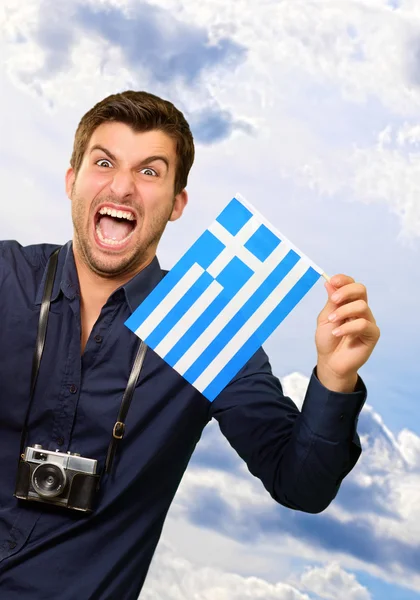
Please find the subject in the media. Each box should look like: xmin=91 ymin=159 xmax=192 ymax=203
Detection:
xmin=94 ymin=206 xmax=137 ymax=248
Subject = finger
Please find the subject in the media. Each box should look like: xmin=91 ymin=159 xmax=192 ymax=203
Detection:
xmin=320 ymin=281 xmax=344 ymax=320
xmin=320 ymin=279 xmax=369 ymax=326
xmin=329 ymin=274 xmax=355 ymax=289
xmin=324 ymin=281 xmax=341 ymax=302
xmin=319 ymin=280 xmax=353 ymax=325
xmin=331 ymin=318 xmax=380 ymax=341
xmin=328 ymin=299 xmax=374 ymax=324
xmin=328 ymin=282 xmax=368 ymax=305
xmin=322 ymin=279 xmax=363 ymax=310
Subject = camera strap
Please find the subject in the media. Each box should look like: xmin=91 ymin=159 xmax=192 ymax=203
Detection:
xmin=105 ymin=339 xmax=147 ymax=474
xmin=19 ymin=247 xmax=147 ymax=475
xmin=19 ymin=248 xmax=60 ymax=459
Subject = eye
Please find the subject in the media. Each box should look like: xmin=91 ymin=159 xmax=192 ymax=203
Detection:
xmin=140 ymin=167 xmax=157 ymax=177
xmin=96 ymin=159 xmax=112 ymax=168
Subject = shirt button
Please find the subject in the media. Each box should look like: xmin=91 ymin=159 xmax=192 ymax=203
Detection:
xmin=339 ymin=414 xmax=345 ymax=421
xmin=94 ymin=335 xmax=102 ymax=343
xmin=56 ymin=437 xmax=64 ymax=446
xmin=8 ymin=540 xmax=17 ymax=549
xmin=69 ymin=384 xmax=77 ymax=394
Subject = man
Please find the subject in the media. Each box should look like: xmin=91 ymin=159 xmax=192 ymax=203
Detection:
xmin=0 ymin=90 xmax=380 ymax=599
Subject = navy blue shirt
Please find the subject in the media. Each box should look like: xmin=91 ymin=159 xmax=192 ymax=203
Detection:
xmin=0 ymin=241 xmax=366 ymax=599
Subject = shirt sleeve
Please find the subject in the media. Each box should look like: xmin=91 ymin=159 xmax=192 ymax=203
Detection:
xmin=209 ymin=347 xmax=366 ymax=514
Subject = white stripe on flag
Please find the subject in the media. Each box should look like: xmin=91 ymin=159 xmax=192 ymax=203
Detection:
xmin=193 ymin=259 xmax=309 ymax=392
xmin=173 ymin=241 xmax=291 ymax=375
xmin=207 ymin=219 xmax=262 ymax=275
xmin=154 ymin=279 xmax=223 ymax=357
xmin=206 ymin=242 xmax=238 ymax=279
xmin=134 ymin=262 xmax=204 ymax=340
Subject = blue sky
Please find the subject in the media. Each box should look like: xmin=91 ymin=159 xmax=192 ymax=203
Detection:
xmin=2 ymin=0 xmax=420 ymax=598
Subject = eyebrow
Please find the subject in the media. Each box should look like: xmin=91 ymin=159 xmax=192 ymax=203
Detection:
xmin=89 ymin=144 xmax=170 ymax=170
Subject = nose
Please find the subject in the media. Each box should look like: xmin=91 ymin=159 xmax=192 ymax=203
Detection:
xmin=109 ymin=169 xmax=136 ymax=199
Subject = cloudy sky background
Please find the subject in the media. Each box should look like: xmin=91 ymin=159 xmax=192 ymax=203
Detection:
xmin=2 ymin=0 xmax=420 ymax=598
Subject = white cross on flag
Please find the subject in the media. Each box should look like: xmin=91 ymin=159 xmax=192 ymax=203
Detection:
xmin=125 ymin=194 xmax=326 ymax=401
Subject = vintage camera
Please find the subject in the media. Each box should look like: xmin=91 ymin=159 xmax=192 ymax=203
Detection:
xmin=14 ymin=445 xmax=100 ymax=512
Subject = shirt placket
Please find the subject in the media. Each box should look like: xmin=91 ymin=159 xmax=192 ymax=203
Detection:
xmin=50 ymin=295 xmax=82 ymax=453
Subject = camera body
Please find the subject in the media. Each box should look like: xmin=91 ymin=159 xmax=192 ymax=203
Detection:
xmin=14 ymin=444 xmax=100 ymax=512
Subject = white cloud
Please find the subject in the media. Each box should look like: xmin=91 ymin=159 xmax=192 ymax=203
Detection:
xmin=144 ymin=0 xmax=420 ymax=113
xmin=399 ymin=428 xmax=420 ymax=469
xmin=141 ymin=542 xmax=374 ymax=600
xmin=153 ymin=0 xmax=420 ymax=241
xmin=299 ymin=562 xmax=371 ymax=600
xmin=142 ymin=542 xmax=311 ymax=600
xmin=279 ymin=372 xmax=308 ymax=410
xmin=4 ymin=0 xmax=420 ymax=243
xmin=1 ymin=1 xmax=145 ymax=110
xmin=351 ymin=125 xmax=420 ymax=241
xmin=302 ymin=122 xmax=420 ymax=242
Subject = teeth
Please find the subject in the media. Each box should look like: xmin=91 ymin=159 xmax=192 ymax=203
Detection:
xmin=98 ymin=207 xmax=135 ymax=221
xmin=96 ymin=223 xmax=135 ymax=245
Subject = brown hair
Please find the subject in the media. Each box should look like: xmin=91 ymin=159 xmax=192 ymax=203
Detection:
xmin=70 ymin=90 xmax=195 ymax=195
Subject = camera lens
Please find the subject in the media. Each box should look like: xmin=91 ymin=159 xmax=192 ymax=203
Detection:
xmin=32 ymin=463 xmax=66 ymax=498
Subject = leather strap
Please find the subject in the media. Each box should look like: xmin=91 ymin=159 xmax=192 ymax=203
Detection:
xmin=31 ymin=250 xmax=60 ymax=395
xmin=19 ymin=247 xmax=147 ymax=476
xmin=105 ymin=340 xmax=147 ymax=474
xmin=19 ymin=248 xmax=60 ymax=458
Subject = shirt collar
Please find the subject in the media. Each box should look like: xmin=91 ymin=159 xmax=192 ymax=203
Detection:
xmin=123 ymin=256 xmax=165 ymax=313
xmin=35 ymin=241 xmax=165 ymax=312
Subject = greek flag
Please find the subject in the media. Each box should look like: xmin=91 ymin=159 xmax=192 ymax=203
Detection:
xmin=125 ymin=194 xmax=325 ymax=401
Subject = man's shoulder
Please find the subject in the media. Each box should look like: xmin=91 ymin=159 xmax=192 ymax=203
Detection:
xmin=0 ymin=240 xmax=61 ymax=266
xmin=0 ymin=240 xmax=62 ymax=278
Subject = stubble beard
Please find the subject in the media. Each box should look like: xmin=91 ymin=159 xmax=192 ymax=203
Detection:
xmin=71 ymin=190 xmax=174 ymax=279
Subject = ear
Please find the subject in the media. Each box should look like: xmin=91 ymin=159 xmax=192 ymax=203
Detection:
xmin=65 ymin=167 xmax=76 ymax=199
xmin=169 ymin=189 xmax=188 ymax=222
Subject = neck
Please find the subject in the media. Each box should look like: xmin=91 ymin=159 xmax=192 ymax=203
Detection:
xmin=73 ymin=248 xmax=153 ymax=314
xmin=72 ymin=243 xmax=155 ymax=353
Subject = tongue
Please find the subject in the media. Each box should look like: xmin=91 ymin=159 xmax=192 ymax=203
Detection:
xmin=99 ymin=216 xmax=133 ymax=242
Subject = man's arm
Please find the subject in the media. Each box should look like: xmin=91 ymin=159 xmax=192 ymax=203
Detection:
xmin=209 ymin=347 xmax=365 ymax=514
xmin=209 ymin=271 xmax=380 ymax=514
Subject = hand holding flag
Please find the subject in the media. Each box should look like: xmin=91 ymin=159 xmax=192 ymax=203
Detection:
xmin=315 ymin=275 xmax=380 ymax=393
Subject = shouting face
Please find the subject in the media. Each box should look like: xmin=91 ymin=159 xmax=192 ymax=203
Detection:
xmin=66 ymin=122 xmax=188 ymax=279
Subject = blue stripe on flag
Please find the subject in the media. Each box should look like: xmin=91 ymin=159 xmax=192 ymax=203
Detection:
xmin=183 ymin=248 xmax=300 ymax=384
xmin=162 ymin=257 xmax=253 ymax=366
xmin=216 ymin=197 xmax=253 ymax=236
xmin=144 ymin=271 xmax=214 ymax=348
xmin=202 ymin=266 xmax=321 ymax=400
xmin=125 ymin=230 xmax=225 ymax=333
